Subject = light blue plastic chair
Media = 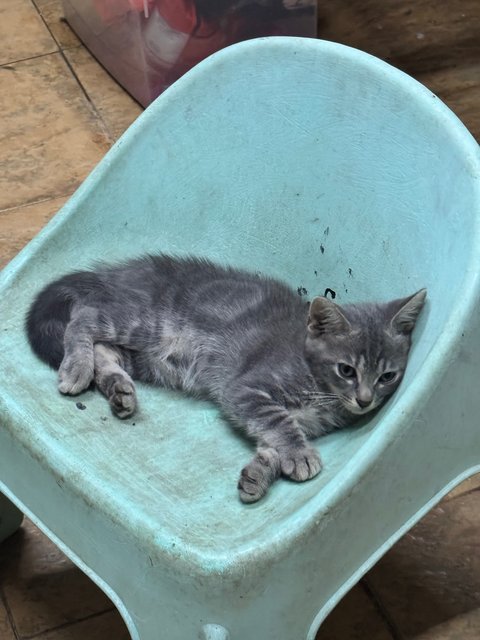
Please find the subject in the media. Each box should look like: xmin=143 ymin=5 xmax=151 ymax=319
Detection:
xmin=1 ymin=38 xmax=479 ymax=640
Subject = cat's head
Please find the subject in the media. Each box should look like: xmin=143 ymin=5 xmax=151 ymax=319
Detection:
xmin=304 ymin=289 xmax=427 ymax=416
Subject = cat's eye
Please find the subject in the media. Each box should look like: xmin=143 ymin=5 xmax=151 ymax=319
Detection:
xmin=337 ymin=363 xmax=356 ymax=379
xmin=378 ymin=371 xmax=397 ymax=384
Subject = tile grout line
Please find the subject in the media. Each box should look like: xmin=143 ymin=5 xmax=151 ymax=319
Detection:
xmin=360 ymin=578 xmax=405 ymax=640
xmin=0 ymin=193 xmax=75 ymax=216
xmin=59 ymin=51 xmax=115 ymax=141
xmin=0 ymin=586 xmax=21 ymax=640
xmin=0 ymin=49 xmax=61 ymax=69
xmin=29 ymin=0 xmax=115 ymax=143
xmin=19 ymin=607 xmax=117 ymax=640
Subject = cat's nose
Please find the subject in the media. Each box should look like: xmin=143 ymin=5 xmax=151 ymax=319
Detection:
xmin=356 ymin=397 xmax=372 ymax=409
xmin=356 ymin=384 xmax=373 ymax=409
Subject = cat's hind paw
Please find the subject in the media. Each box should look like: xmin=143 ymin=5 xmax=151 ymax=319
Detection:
xmin=279 ymin=445 xmax=322 ymax=482
xmin=107 ymin=376 xmax=137 ymax=419
xmin=238 ymin=447 xmax=281 ymax=503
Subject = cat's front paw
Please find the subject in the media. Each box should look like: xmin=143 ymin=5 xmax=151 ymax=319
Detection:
xmin=279 ymin=445 xmax=322 ymax=482
xmin=58 ymin=353 xmax=94 ymax=395
xmin=238 ymin=447 xmax=281 ymax=503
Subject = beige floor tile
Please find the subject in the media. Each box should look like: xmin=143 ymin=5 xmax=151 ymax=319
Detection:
xmin=33 ymin=0 xmax=81 ymax=49
xmin=38 ymin=610 xmax=131 ymax=640
xmin=0 ymin=598 xmax=15 ymax=640
xmin=316 ymin=584 xmax=393 ymax=640
xmin=365 ymin=491 xmax=480 ymax=638
xmin=0 ymin=195 xmax=69 ymax=268
xmin=0 ymin=519 xmax=114 ymax=638
xmin=0 ymin=52 xmax=110 ymax=211
xmin=64 ymin=45 xmax=143 ymax=141
xmin=0 ymin=0 xmax=57 ymax=65
xmin=414 ymin=608 xmax=480 ymax=640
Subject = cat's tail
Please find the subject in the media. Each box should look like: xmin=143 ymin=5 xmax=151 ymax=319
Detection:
xmin=26 ymin=270 xmax=103 ymax=369
xmin=26 ymin=277 xmax=76 ymax=369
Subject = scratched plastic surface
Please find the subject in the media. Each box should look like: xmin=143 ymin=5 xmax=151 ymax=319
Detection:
xmin=1 ymin=38 xmax=479 ymax=640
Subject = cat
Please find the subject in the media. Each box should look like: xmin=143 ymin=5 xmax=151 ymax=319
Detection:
xmin=26 ymin=254 xmax=426 ymax=502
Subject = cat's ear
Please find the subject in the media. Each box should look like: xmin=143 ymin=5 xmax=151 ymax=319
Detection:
xmin=389 ymin=289 xmax=427 ymax=335
xmin=307 ymin=297 xmax=351 ymax=336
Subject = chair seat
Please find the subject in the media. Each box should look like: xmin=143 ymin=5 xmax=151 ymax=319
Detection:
xmin=1 ymin=342 xmax=377 ymax=560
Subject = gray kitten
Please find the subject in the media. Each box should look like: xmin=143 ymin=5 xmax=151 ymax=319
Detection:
xmin=26 ymin=255 xmax=426 ymax=502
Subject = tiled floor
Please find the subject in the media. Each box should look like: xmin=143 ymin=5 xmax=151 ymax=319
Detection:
xmin=0 ymin=1 xmax=479 ymax=639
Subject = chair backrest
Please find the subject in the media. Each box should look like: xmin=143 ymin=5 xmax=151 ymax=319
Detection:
xmin=13 ymin=39 xmax=479 ymax=379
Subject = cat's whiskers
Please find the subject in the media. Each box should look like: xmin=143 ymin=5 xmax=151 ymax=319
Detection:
xmin=302 ymin=392 xmax=339 ymax=402
xmin=310 ymin=400 xmax=338 ymax=408
xmin=302 ymin=390 xmax=341 ymax=408
xmin=337 ymin=392 xmax=352 ymax=404
xmin=302 ymin=390 xmax=338 ymax=398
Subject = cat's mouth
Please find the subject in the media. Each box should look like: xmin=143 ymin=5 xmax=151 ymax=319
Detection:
xmin=342 ymin=399 xmax=379 ymax=416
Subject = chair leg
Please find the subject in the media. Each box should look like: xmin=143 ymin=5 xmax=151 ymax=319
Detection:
xmin=0 ymin=493 xmax=23 ymax=543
